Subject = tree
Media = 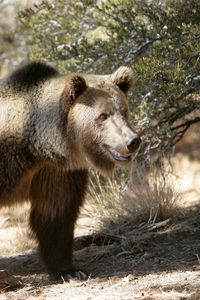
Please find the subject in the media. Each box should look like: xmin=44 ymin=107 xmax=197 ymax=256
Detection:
xmin=17 ymin=0 xmax=200 ymax=159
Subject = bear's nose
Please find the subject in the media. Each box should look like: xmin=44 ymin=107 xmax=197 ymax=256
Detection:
xmin=127 ymin=136 xmax=141 ymax=153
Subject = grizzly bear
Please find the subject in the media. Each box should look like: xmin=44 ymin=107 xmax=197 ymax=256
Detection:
xmin=0 ymin=62 xmax=141 ymax=280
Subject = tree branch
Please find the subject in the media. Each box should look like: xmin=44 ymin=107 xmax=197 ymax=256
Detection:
xmin=171 ymin=117 xmax=200 ymax=131
xmin=170 ymin=117 xmax=200 ymax=146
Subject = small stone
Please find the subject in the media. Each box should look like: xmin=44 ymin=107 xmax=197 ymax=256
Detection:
xmin=191 ymin=290 xmax=200 ymax=300
xmin=122 ymin=274 xmax=135 ymax=282
xmin=0 ymin=270 xmax=22 ymax=291
xmin=142 ymin=252 xmax=154 ymax=259
xmin=154 ymin=257 xmax=160 ymax=263
xmin=98 ymin=286 xmax=104 ymax=290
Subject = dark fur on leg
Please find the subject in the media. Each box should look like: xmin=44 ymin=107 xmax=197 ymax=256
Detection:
xmin=30 ymin=167 xmax=88 ymax=280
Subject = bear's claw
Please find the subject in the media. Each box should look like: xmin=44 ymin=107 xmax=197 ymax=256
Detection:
xmin=63 ymin=270 xmax=87 ymax=281
xmin=50 ymin=269 xmax=88 ymax=282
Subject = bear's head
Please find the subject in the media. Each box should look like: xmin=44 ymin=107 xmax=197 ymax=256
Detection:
xmin=64 ymin=66 xmax=141 ymax=174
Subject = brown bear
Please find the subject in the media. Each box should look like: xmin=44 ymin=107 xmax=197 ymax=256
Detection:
xmin=0 ymin=62 xmax=141 ymax=280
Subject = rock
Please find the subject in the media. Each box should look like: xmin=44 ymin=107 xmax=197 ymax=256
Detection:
xmin=0 ymin=270 xmax=22 ymax=291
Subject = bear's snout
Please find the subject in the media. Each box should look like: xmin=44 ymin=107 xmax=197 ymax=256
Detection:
xmin=127 ymin=135 xmax=141 ymax=153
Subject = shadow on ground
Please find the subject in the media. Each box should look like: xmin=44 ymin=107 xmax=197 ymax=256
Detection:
xmin=76 ymin=208 xmax=200 ymax=278
xmin=1 ymin=207 xmax=200 ymax=289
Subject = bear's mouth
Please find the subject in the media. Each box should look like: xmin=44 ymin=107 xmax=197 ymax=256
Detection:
xmin=105 ymin=145 xmax=132 ymax=162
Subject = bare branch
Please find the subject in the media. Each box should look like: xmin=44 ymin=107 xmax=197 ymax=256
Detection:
xmin=170 ymin=117 xmax=200 ymax=146
xmin=171 ymin=117 xmax=200 ymax=131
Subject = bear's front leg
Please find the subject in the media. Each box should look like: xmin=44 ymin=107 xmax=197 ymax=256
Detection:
xmin=30 ymin=168 xmax=88 ymax=280
xmin=30 ymin=207 xmax=87 ymax=280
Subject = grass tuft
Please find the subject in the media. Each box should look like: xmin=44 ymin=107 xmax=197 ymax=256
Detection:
xmin=87 ymin=161 xmax=182 ymax=234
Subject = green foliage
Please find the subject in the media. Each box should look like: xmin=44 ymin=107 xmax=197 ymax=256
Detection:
xmin=17 ymin=0 xmax=200 ymax=157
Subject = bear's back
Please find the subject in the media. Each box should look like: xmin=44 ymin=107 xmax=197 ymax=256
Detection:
xmin=5 ymin=62 xmax=59 ymax=90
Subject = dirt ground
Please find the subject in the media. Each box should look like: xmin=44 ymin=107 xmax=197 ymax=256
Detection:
xmin=1 ymin=207 xmax=200 ymax=300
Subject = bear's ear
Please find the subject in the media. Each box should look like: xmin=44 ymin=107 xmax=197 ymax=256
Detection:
xmin=64 ymin=74 xmax=87 ymax=102
xmin=111 ymin=66 xmax=133 ymax=94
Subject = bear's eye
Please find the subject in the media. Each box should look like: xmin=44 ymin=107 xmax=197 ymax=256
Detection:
xmin=124 ymin=110 xmax=128 ymax=118
xmin=121 ymin=109 xmax=128 ymax=118
xmin=98 ymin=113 xmax=109 ymax=121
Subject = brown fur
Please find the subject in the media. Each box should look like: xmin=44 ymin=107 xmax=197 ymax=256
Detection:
xmin=0 ymin=62 xmax=140 ymax=280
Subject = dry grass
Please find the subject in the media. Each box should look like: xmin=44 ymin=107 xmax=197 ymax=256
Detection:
xmin=87 ymin=161 xmax=182 ymax=234
xmin=7 ymin=227 xmax=35 ymax=255
xmin=0 ymin=204 xmax=35 ymax=255
xmin=0 ymin=204 xmax=29 ymax=227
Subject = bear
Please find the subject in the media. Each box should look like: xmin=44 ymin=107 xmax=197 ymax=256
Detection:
xmin=0 ymin=62 xmax=141 ymax=280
